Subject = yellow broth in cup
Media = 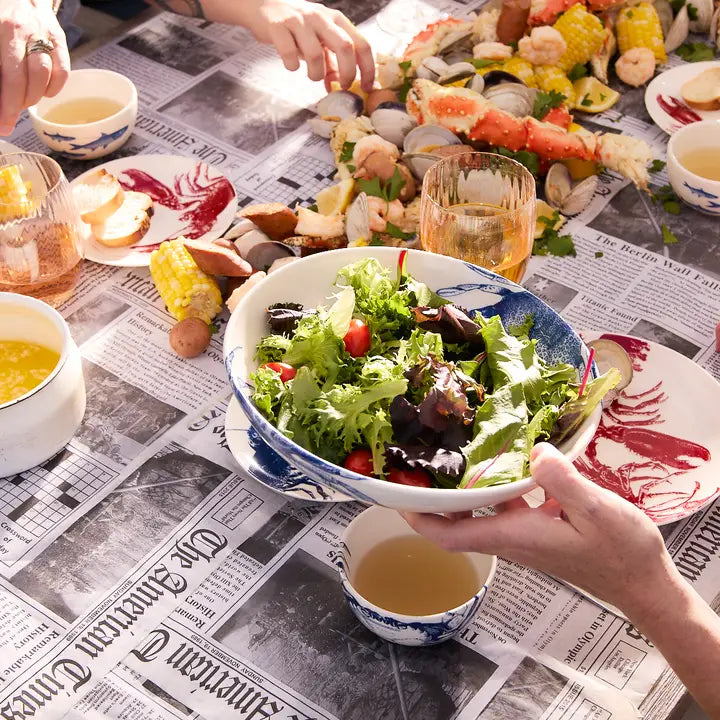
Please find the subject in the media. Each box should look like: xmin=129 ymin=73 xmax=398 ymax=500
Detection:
xmin=0 ymin=340 xmax=60 ymax=405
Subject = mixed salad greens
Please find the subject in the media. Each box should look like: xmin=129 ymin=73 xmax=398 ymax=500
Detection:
xmin=251 ymin=256 xmax=619 ymax=489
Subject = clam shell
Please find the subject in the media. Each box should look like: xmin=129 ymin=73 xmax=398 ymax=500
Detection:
xmin=437 ymin=27 xmax=474 ymax=56
xmin=689 ymin=0 xmax=713 ymax=32
xmin=403 ymin=124 xmax=462 ymax=154
xmin=233 ymin=228 xmax=273 ymax=257
xmin=560 ymin=175 xmax=597 ymax=216
xmin=465 ymin=74 xmax=485 ymax=93
xmin=307 ymin=117 xmax=337 ymax=138
xmin=664 ymin=4 xmax=689 ymax=53
xmin=402 ymin=152 xmax=441 ymax=181
xmin=417 ymin=56 xmax=449 ymax=81
xmin=316 ymin=90 xmax=364 ymax=120
xmin=482 ymin=70 xmax=525 ymax=88
xmin=370 ymin=107 xmax=418 ymax=147
xmin=224 ymin=218 xmax=256 ymax=240
xmin=438 ymin=61 xmax=476 ymax=85
xmin=245 ymin=241 xmax=296 ymax=272
xmin=443 ymin=49 xmax=474 ymax=65
xmin=544 ymin=163 xmax=573 ymax=210
xmin=654 ymin=0 xmax=674 ymax=36
xmin=345 ymin=192 xmax=370 ymax=246
xmin=483 ymin=83 xmax=536 ymax=117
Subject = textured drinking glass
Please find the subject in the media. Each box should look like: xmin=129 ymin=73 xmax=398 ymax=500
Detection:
xmin=0 ymin=152 xmax=83 ymax=307
xmin=420 ymin=152 xmax=536 ymax=284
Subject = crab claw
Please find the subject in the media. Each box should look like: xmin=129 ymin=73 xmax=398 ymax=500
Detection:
xmin=597 ymin=134 xmax=652 ymax=190
xmin=525 ymin=118 xmax=598 ymax=161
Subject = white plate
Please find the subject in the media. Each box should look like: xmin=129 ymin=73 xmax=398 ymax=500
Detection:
xmin=224 ymin=397 xmax=353 ymax=503
xmin=576 ymin=332 xmax=720 ymax=525
xmin=645 ymin=61 xmax=720 ymax=135
xmin=73 ymin=154 xmax=237 ymax=267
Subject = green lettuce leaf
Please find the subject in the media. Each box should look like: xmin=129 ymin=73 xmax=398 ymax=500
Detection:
xmin=250 ymin=365 xmax=286 ymax=422
xmin=255 ymin=333 xmax=291 ymax=364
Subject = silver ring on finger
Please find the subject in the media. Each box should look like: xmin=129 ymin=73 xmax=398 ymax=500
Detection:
xmin=26 ymin=37 xmax=55 ymax=57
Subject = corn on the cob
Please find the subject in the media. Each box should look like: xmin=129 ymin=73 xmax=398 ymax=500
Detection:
xmin=503 ymin=57 xmax=538 ymax=87
xmin=150 ymin=238 xmax=222 ymax=323
xmin=616 ymin=3 xmax=666 ymax=64
xmin=534 ymin=64 xmax=576 ymax=105
xmin=0 ymin=165 xmax=34 ymax=221
xmin=552 ymin=5 xmax=606 ymax=72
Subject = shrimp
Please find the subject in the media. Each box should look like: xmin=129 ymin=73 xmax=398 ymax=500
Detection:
xmin=472 ymin=8 xmax=499 ymax=43
xmin=472 ymin=41 xmax=514 ymax=61
xmin=518 ymin=26 xmax=567 ymax=66
xmin=352 ymin=135 xmax=400 ymax=171
xmin=615 ymin=47 xmax=656 ymax=87
xmin=367 ymin=197 xmax=404 ymax=233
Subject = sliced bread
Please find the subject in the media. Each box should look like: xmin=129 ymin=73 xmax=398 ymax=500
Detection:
xmin=91 ymin=191 xmax=154 ymax=248
xmin=681 ymin=67 xmax=720 ymax=111
xmin=73 ymin=169 xmax=125 ymax=225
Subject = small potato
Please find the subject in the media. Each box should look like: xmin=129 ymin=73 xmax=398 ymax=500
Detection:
xmin=366 ymin=88 xmax=398 ymax=115
xmin=361 ymin=151 xmax=397 ymax=181
xmin=396 ymin=163 xmax=416 ymax=202
xmin=170 ymin=318 xmax=211 ymax=358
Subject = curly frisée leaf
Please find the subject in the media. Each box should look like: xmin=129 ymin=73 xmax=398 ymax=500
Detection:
xmin=328 ymin=286 xmax=355 ymax=338
xmin=250 ymin=365 xmax=286 ymax=422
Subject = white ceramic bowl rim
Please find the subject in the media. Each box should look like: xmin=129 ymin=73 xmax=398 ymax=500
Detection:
xmin=0 ymin=293 xmax=70 ymax=411
xmin=27 ymin=69 xmax=138 ymax=130
xmin=337 ymin=546 xmax=497 ymax=624
xmin=224 ymin=247 xmax=600 ymax=504
xmin=667 ymin=119 xmax=720 ymax=188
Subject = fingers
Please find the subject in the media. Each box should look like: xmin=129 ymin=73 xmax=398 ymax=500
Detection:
xmin=0 ymin=37 xmax=28 ymax=134
xmin=46 ymin=30 xmax=71 ymax=97
xmin=287 ymin=17 xmax=326 ymax=83
xmin=269 ymin=23 xmax=300 ymax=72
xmin=323 ymin=46 xmax=338 ymax=92
xmin=24 ymin=51 xmax=53 ymax=107
xmin=333 ymin=14 xmax=375 ymax=92
xmin=312 ymin=18 xmax=356 ymax=89
xmin=530 ymin=443 xmax=602 ymax=518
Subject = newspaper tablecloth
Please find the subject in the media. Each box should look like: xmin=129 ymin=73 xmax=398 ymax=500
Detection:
xmin=0 ymin=2 xmax=719 ymax=718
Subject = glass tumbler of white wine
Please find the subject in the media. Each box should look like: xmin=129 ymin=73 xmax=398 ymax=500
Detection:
xmin=0 ymin=152 xmax=83 ymax=307
xmin=420 ymin=152 xmax=536 ymax=284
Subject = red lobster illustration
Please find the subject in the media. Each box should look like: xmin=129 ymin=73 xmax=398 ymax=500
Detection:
xmin=574 ymin=334 xmax=715 ymax=523
xmin=120 ymin=161 xmax=235 ymax=241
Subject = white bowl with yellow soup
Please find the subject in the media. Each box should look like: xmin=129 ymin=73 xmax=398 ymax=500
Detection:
xmin=0 ymin=293 xmax=85 ymax=477
xmin=27 ymin=69 xmax=138 ymax=160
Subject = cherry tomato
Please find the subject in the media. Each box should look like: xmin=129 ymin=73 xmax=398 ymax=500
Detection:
xmin=344 ymin=449 xmax=375 ymax=476
xmin=343 ymin=319 xmax=371 ymax=357
xmin=261 ymin=362 xmax=297 ymax=383
xmin=387 ymin=467 xmax=432 ymax=488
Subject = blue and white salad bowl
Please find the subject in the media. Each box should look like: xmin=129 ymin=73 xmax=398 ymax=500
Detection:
xmin=224 ymin=246 xmax=600 ymax=513
xmin=334 ymin=506 xmax=497 ymax=646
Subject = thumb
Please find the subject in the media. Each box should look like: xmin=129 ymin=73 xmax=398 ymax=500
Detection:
xmin=530 ymin=443 xmax=599 ymax=515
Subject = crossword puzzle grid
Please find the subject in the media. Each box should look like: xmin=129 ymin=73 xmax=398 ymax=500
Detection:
xmin=0 ymin=451 xmax=113 ymax=538
xmin=257 ymin=155 xmax=337 ymax=208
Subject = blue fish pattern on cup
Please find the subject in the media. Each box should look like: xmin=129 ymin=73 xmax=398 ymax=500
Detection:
xmin=44 ymin=131 xmax=76 ymax=142
xmin=227 ymin=257 xmax=594 ymax=505
xmin=334 ymin=543 xmax=486 ymax=645
xmin=68 ymin=125 xmax=129 ymax=151
xmin=683 ymin=181 xmax=717 ymax=199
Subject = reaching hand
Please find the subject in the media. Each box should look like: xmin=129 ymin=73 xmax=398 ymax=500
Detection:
xmin=0 ymin=0 xmax=70 ymax=135
xmin=402 ymin=442 xmax=676 ymax=614
xmin=244 ymin=0 xmax=374 ymax=92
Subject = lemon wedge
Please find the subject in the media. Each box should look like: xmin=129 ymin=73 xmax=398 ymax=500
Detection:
xmin=535 ymin=200 xmax=565 ymax=239
xmin=316 ymin=179 xmax=355 ymax=216
xmin=572 ymin=77 xmax=619 ymax=113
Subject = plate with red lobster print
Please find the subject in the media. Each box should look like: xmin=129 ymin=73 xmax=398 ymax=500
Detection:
xmin=576 ymin=332 xmax=720 ymax=525
xmin=74 ymin=155 xmax=237 ymax=267
xmin=645 ymin=62 xmax=720 ymax=135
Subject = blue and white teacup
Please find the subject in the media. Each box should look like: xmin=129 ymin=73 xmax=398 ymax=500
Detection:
xmin=335 ymin=506 xmax=497 ymax=646
xmin=667 ymin=119 xmax=720 ymax=216
xmin=28 ymin=69 xmax=137 ymax=160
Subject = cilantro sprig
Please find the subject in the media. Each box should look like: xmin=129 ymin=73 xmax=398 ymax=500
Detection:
xmin=676 ymin=42 xmax=715 ymax=62
xmin=339 ymin=141 xmax=355 ymax=164
xmin=662 ymin=224 xmax=678 ymax=244
xmin=568 ymin=64 xmax=588 ymax=82
xmin=532 ymin=90 xmax=566 ymax=120
xmin=470 ymin=58 xmax=497 ymax=70
xmin=533 ymin=212 xmax=577 ymax=257
xmin=651 ymin=184 xmax=681 ymax=215
xmin=398 ymin=60 xmax=413 ymax=103
xmin=356 ymin=166 xmax=406 ymax=203
xmin=648 ymin=159 xmax=666 ymax=173
xmin=493 ymin=146 xmax=541 ymax=176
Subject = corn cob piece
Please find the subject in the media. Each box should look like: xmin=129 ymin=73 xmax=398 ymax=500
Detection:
xmin=150 ymin=238 xmax=222 ymax=323
xmin=552 ymin=5 xmax=606 ymax=72
xmin=616 ymin=3 xmax=666 ymax=64
xmin=0 ymin=165 xmax=34 ymax=222
xmin=534 ymin=65 xmax=576 ymax=105
xmin=503 ymin=57 xmax=538 ymax=87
